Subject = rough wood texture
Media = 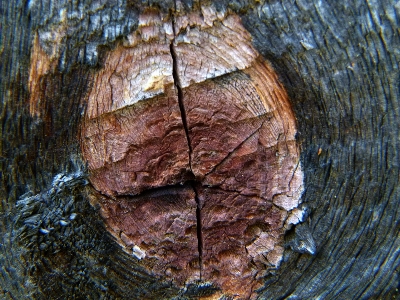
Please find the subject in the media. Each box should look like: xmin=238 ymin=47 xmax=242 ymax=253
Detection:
xmin=80 ymin=8 xmax=303 ymax=298
xmin=1 ymin=0 xmax=399 ymax=299
xmin=86 ymin=9 xmax=175 ymax=118
xmin=82 ymin=89 xmax=191 ymax=196
xmin=95 ymin=186 xmax=200 ymax=286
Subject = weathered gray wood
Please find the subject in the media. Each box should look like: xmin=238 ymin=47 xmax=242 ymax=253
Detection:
xmin=1 ymin=0 xmax=399 ymax=299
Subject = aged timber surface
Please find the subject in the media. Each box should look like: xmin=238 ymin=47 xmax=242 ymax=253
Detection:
xmin=1 ymin=0 xmax=399 ymax=299
xmin=80 ymin=8 xmax=304 ymax=298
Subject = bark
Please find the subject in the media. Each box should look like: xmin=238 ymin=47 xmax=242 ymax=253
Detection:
xmin=1 ymin=0 xmax=399 ymax=299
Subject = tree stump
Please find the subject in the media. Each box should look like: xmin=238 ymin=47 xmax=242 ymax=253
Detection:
xmin=1 ymin=0 xmax=399 ymax=299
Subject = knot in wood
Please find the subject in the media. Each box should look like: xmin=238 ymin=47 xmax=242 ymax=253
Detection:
xmin=80 ymin=7 xmax=304 ymax=299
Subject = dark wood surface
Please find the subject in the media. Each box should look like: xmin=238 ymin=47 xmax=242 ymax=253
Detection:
xmin=1 ymin=0 xmax=399 ymax=299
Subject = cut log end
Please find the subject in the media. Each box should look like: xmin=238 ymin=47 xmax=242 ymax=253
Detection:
xmin=80 ymin=7 xmax=304 ymax=299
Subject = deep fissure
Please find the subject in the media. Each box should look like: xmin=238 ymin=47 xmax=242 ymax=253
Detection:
xmin=170 ymin=15 xmax=203 ymax=280
xmin=79 ymin=7 xmax=305 ymax=296
xmin=192 ymin=183 xmax=203 ymax=280
xmin=169 ymin=28 xmax=193 ymax=165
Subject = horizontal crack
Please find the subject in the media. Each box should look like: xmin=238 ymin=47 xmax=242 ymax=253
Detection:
xmin=113 ymin=181 xmax=195 ymax=200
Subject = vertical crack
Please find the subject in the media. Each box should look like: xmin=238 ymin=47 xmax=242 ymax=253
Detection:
xmin=170 ymin=21 xmax=193 ymax=169
xmin=170 ymin=6 xmax=203 ymax=281
xmin=192 ymin=183 xmax=203 ymax=281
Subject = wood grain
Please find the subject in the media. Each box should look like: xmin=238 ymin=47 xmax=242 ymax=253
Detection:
xmin=80 ymin=7 xmax=303 ymax=298
xmin=1 ymin=0 xmax=398 ymax=299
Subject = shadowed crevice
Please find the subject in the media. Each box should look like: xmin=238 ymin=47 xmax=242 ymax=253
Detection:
xmin=170 ymin=8 xmax=203 ymax=281
xmin=170 ymin=22 xmax=193 ymax=170
xmin=192 ymin=183 xmax=203 ymax=280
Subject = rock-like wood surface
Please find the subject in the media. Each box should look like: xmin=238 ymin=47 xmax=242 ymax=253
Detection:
xmin=82 ymin=89 xmax=191 ymax=196
xmin=1 ymin=0 xmax=399 ymax=299
xmin=94 ymin=186 xmax=200 ymax=286
xmin=81 ymin=7 xmax=303 ymax=298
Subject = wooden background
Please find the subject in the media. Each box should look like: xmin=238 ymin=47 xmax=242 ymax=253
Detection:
xmin=1 ymin=0 xmax=399 ymax=298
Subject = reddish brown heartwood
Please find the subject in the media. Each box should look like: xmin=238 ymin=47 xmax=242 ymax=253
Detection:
xmin=81 ymin=6 xmax=304 ymax=299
